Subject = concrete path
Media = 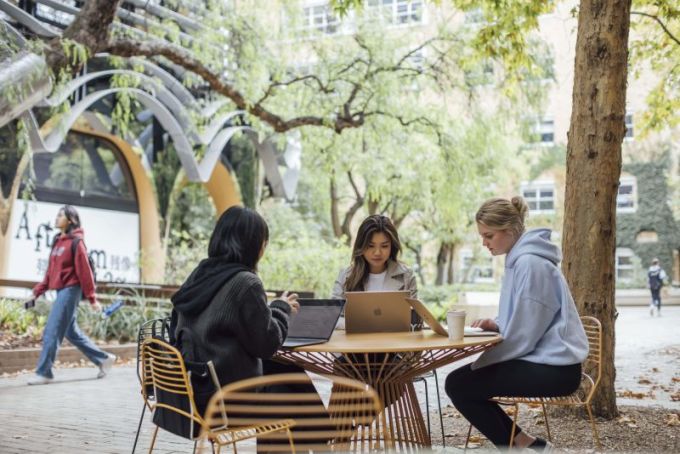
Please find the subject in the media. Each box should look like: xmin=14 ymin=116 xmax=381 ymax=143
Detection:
xmin=0 ymin=306 xmax=677 ymax=453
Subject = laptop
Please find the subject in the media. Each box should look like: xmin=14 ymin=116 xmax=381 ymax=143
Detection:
xmin=282 ymin=299 xmax=345 ymax=348
xmin=406 ymin=298 xmax=499 ymax=337
xmin=344 ymin=291 xmax=412 ymax=334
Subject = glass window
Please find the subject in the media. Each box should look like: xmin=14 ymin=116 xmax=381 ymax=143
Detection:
xmin=23 ymin=132 xmax=138 ymax=212
xmin=365 ymin=0 xmax=422 ymax=26
xmin=299 ymin=3 xmax=339 ymax=35
xmin=617 ymin=177 xmax=636 ymax=212
xmin=521 ymin=182 xmax=555 ymax=214
xmin=615 ymin=248 xmax=636 ymax=282
xmin=624 ymin=113 xmax=634 ymax=139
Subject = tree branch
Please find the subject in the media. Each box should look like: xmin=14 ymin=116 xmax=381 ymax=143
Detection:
xmin=105 ymin=38 xmax=368 ymax=133
xmin=631 ymin=11 xmax=680 ymax=47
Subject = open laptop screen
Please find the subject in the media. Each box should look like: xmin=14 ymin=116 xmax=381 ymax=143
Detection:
xmin=286 ymin=299 xmax=345 ymax=340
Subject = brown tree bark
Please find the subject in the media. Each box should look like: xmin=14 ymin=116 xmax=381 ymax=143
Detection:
xmin=46 ymin=0 xmax=122 ymax=75
xmin=435 ymin=242 xmax=451 ymax=286
xmin=562 ymin=0 xmax=632 ymax=419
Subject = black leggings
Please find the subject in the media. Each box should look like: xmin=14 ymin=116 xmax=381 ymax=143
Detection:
xmin=445 ymin=360 xmax=581 ymax=448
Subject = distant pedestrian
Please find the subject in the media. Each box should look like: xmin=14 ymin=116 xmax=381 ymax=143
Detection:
xmin=26 ymin=205 xmax=115 ymax=385
xmin=648 ymin=258 xmax=667 ymax=317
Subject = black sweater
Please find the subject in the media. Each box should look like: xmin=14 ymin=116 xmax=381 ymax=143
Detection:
xmin=175 ymin=270 xmax=291 ymax=388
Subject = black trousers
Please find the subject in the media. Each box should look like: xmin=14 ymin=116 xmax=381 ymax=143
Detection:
xmin=651 ymin=288 xmax=662 ymax=309
xmin=445 ymin=360 xmax=581 ymax=448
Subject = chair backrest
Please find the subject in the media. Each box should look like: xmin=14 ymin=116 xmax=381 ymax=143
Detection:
xmin=202 ymin=372 xmax=388 ymax=452
xmin=136 ymin=317 xmax=172 ymax=388
xmin=142 ymin=337 xmax=206 ymax=440
xmin=579 ymin=316 xmax=603 ymax=404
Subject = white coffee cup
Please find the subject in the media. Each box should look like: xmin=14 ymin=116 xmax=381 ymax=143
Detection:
xmin=446 ymin=310 xmax=466 ymax=341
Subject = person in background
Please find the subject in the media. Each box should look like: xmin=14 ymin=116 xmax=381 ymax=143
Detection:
xmin=445 ymin=196 xmax=588 ymax=452
xmin=647 ymin=257 xmax=667 ymax=317
xmin=27 ymin=205 xmax=115 ymax=385
xmin=331 ymin=214 xmax=418 ymax=325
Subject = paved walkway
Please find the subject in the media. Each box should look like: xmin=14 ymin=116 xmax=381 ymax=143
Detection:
xmin=1 ymin=306 xmax=677 ymax=453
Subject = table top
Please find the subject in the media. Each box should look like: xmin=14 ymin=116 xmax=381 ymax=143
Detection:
xmin=288 ymin=330 xmax=502 ymax=354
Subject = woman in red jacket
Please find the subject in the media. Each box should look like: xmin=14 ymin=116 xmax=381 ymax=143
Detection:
xmin=27 ymin=205 xmax=115 ymax=385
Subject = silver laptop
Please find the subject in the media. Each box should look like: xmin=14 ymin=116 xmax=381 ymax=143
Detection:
xmin=344 ymin=291 xmax=412 ymax=334
xmin=282 ymin=299 xmax=345 ymax=348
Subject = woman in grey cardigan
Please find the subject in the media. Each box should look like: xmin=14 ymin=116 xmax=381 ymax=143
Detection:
xmin=331 ymin=214 xmax=418 ymax=328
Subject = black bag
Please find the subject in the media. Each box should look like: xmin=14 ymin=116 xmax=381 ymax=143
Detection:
xmin=649 ymin=270 xmax=663 ymax=291
xmin=151 ymin=327 xmax=218 ymax=440
xmin=71 ymin=237 xmax=97 ymax=284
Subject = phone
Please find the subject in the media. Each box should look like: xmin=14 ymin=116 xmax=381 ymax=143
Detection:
xmin=24 ymin=299 xmax=36 ymax=309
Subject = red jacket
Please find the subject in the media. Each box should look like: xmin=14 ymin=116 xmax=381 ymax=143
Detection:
xmin=33 ymin=228 xmax=97 ymax=305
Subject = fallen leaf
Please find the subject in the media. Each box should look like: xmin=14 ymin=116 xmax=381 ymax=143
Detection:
xmin=638 ymin=378 xmax=652 ymax=385
xmin=651 ymin=367 xmax=660 ymax=373
xmin=664 ymin=414 xmax=680 ymax=426
xmin=671 ymin=392 xmax=680 ymax=402
xmin=672 ymin=377 xmax=680 ymax=383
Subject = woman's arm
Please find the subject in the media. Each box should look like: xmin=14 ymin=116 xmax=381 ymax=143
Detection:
xmin=73 ymin=240 xmax=97 ymax=305
xmin=235 ymin=280 xmax=292 ymax=359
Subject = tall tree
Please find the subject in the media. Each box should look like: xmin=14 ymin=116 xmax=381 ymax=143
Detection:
xmin=562 ymin=0 xmax=632 ymax=418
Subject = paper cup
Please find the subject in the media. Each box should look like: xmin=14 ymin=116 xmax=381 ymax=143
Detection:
xmin=446 ymin=310 xmax=466 ymax=341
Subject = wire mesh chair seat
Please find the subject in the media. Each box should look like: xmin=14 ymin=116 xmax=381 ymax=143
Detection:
xmin=464 ymin=316 xmax=603 ymax=450
xmin=201 ymin=372 xmax=390 ymax=453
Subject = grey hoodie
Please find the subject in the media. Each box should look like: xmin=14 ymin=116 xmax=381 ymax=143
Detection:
xmin=472 ymin=228 xmax=588 ymax=370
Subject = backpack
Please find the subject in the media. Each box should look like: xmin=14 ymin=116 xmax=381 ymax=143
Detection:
xmin=70 ymin=237 xmax=97 ymax=284
xmin=648 ymin=269 xmax=663 ymax=291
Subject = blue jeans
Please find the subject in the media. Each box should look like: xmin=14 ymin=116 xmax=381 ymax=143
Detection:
xmin=36 ymin=286 xmax=109 ymax=378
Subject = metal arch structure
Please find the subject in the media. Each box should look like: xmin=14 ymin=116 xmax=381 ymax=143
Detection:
xmin=0 ymin=0 xmax=302 ymax=202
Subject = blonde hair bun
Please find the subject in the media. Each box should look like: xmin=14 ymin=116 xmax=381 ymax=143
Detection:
xmin=510 ymin=196 xmax=529 ymax=223
xmin=475 ymin=196 xmax=527 ymax=238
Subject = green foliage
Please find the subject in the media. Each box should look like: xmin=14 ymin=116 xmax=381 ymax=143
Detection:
xmin=616 ymin=155 xmax=680 ymax=282
xmin=0 ymin=297 xmax=171 ymax=344
xmin=629 ymin=2 xmax=680 ymax=133
xmin=259 ymin=201 xmax=350 ymax=296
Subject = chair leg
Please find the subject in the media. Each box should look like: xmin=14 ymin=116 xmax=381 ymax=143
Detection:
xmin=586 ymin=403 xmax=602 ymax=450
xmin=286 ymin=427 xmax=296 ymax=454
xmin=192 ymin=440 xmax=198 ymax=454
xmin=433 ymin=369 xmax=445 ymax=448
xmin=131 ymin=404 xmax=146 ymax=454
xmin=509 ymin=404 xmax=519 ymax=448
xmin=541 ymin=402 xmax=552 ymax=441
xmin=148 ymin=425 xmax=159 ymax=454
xmin=464 ymin=423 xmax=472 ymax=451
xmin=423 ymin=377 xmax=432 ymax=442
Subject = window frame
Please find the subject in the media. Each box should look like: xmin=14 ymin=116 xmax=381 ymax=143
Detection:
xmin=616 ymin=176 xmax=637 ymax=213
xmin=520 ymin=180 xmax=556 ymax=214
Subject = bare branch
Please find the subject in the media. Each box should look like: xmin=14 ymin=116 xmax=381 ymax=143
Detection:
xmin=631 ymin=11 xmax=680 ymax=47
xmin=105 ymin=38 xmax=367 ymax=133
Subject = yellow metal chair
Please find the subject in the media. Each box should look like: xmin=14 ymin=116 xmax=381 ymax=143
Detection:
xmin=142 ymin=338 xmax=284 ymax=454
xmin=132 ymin=318 xmax=171 ymax=454
xmin=465 ymin=316 xmax=603 ymax=450
xmin=201 ymin=372 xmax=389 ymax=453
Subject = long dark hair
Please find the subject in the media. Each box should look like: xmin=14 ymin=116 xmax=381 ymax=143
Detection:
xmin=208 ymin=206 xmax=269 ymax=270
xmin=61 ymin=205 xmax=81 ymax=234
xmin=344 ymin=215 xmax=402 ymax=292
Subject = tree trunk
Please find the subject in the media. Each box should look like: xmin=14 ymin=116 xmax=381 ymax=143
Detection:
xmin=446 ymin=242 xmax=456 ymax=284
xmin=330 ymin=176 xmax=342 ymax=238
xmin=435 ymin=242 xmax=451 ymax=286
xmin=562 ymin=0 xmax=631 ymax=419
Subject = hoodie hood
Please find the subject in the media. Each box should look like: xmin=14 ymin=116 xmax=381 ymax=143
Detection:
xmin=54 ymin=227 xmax=84 ymax=244
xmin=171 ymin=258 xmax=251 ymax=316
xmin=506 ymin=228 xmax=561 ymax=268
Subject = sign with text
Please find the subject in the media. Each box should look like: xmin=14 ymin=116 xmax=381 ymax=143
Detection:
xmin=6 ymin=200 xmax=140 ymax=283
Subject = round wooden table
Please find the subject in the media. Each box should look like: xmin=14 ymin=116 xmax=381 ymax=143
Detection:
xmin=276 ymin=330 xmax=502 ymax=450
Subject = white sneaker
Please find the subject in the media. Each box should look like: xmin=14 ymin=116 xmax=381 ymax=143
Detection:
xmin=97 ymin=354 xmax=116 ymax=379
xmin=650 ymin=305 xmax=655 ymax=316
xmin=28 ymin=374 xmax=53 ymax=385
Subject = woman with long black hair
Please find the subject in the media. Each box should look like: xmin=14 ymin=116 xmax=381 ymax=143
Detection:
xmin=28 ymin=205 xmax=115 ymax=385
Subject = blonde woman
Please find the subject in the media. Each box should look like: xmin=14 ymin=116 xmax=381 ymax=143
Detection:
xmin=445 ymin=197 xmax=588 ymax=452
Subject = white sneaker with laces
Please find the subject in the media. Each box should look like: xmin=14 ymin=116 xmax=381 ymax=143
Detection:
xmin=28 ymin=374 xmax=53 ymax=385
xmin=97 ymin=354 xmax=116 ymax=379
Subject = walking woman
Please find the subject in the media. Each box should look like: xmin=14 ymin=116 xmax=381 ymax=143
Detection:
xmin=445 ymin=197 xmax=588 ymax=451
xmin=28 ymin=205 xmax=115 ymax=385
